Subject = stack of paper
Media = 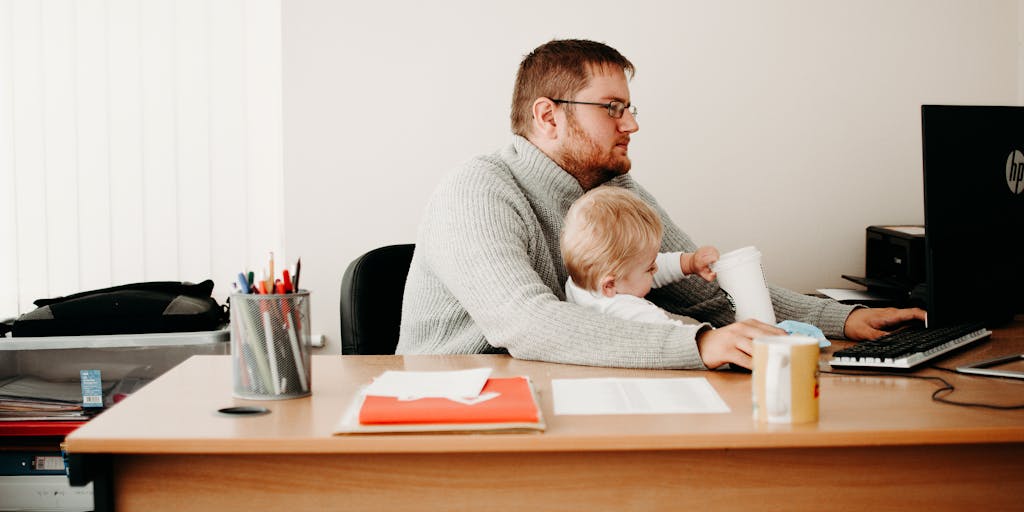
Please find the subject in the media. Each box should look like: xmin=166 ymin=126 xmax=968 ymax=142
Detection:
xmin=334 ymin=368 xmax=545 ymax=434
xmin=0 ymin=376 xmax=113 ymax=421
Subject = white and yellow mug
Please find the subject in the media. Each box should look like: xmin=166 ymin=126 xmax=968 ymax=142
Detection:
xmin=752 ymin=335 xmax=819 ymax=424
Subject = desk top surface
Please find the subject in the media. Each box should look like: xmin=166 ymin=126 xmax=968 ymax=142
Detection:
xmin=65 ymin=319 xmax=1024 ymax=455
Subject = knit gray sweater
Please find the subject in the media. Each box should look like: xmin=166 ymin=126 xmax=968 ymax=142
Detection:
xmin=396 ymin=136 xmax=857 ymax=368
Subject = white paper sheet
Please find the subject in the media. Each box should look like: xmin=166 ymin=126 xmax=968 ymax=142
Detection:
xmin=363 ymin=368 xmax=492 ymax=399
xmin=551 ymin=377 xmax=731 ymax=415
xmin=880 ymin=225 xmax=924 ymax=236
xmin=816 ymin=288 xmax=891 ymax=302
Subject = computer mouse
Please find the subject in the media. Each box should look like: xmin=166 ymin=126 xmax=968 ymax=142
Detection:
xmin=893 ymin=319 xmax=927 ymax=332
xmin=723 ymin=363 xmax=752 ymax=373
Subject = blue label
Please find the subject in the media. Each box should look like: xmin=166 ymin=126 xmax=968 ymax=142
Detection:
xmin=80 ymin=369 xmax=103 ymax=408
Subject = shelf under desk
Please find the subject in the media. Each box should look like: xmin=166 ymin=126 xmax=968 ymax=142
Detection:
xmin=65 ymin=320 xmax=1024 ymax=512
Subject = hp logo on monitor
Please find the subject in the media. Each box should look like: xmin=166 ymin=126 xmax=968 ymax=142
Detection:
xmin=1008 ymin=150 xmax=1024 ymax=194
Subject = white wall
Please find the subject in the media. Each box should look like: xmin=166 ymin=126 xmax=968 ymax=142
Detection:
xmin=283 ymin=0 xmax=1021 ymax=354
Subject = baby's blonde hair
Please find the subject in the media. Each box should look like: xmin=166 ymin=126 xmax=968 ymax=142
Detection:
xmin=561 ymin=186 xmax=662 ymax=291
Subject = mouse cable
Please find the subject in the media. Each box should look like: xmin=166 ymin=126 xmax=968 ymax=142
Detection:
xmin=820 ymin=369 xmax=1024 ymax=410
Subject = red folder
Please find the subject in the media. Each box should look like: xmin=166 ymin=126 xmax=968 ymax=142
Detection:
xmin=359 ymin=377 xmax=539 ymax=425
xmin=0 ymin=420 xmax=87 ymax=437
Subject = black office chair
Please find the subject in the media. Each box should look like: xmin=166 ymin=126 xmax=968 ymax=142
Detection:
xmin=339 ymin=244 xmax=415 ymax=355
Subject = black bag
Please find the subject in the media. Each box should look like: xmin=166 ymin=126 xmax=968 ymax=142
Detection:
xmin=7 ymin=280 xmax=228 ymax=337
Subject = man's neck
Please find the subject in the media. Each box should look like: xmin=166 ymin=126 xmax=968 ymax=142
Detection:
xmin=567 ymin=168 xmax=609 ymax=191
xmin=524 ymin=135 xmax=607 ymax=191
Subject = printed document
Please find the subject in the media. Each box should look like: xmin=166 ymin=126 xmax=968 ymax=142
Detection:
xmin=552 ymin=377 xmax=730 ymax=415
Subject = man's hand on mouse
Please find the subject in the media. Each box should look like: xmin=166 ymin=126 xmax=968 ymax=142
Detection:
xmin=696 ymin=318 xmax=787 ymax=369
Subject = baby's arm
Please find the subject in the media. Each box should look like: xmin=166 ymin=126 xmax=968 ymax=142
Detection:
xmin=651 ymin=252 xmax=685 ymax=288
xmin=652 ymin=247 xmax=719 ymax=288
xmin=680 ymin=246 xmax=719 ymax=282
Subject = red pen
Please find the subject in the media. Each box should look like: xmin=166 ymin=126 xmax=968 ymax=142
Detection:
xmin=282 ymin=270 xmax=293 ymax=293
xmin=275 ymin=279 xmax=285 ymax=295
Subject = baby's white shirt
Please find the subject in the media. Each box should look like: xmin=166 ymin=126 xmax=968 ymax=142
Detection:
xmin=565 ymin=252 xmax=703 ymax=327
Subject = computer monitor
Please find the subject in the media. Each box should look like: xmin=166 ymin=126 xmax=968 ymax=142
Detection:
xmin=921 ymin=105 xmax=1024 ymax=327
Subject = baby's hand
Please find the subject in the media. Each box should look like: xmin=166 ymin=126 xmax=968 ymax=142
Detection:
xmin=690 ymin=246 xmax=720 ymax=282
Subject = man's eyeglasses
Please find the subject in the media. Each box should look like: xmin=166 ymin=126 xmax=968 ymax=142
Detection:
xmin=551 ymin=99 xmax=638 ymax=119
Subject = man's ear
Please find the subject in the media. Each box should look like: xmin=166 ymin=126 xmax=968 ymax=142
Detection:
xmin=531 ymin=97 xmax=558 ymax=140
xmin=599 ymin=275 xmax=617 ymax=298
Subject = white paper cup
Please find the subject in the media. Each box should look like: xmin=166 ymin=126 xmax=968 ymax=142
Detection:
xmin=711 ymin=246 xmax=776 ymax=324
xmin=752 ymin=335 xmax=820 ymax=424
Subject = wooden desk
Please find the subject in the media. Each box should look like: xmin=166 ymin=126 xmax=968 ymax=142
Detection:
xmin=66 ymin=320 xmax=1024 ymax=512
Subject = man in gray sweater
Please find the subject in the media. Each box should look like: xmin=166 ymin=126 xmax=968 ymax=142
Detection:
xmin=396 ymin=39 xmax=925 ymax=369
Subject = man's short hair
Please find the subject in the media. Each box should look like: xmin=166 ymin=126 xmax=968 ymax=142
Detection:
xmin=561 ymin=186 xmax=661 ymax=292
xmin=511 ymin=39 xmax=635 ymax=137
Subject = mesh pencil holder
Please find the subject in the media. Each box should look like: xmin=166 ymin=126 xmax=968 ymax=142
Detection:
xmin=230 ymin=291 xmax=312 ymax=400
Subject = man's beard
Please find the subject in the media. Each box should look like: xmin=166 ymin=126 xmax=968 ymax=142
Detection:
xmin=559 ymin=116 xmax=631 ymax=188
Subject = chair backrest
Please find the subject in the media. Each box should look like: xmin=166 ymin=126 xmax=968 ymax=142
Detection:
xmin=339 ymin=244 xmax=415 ymax=355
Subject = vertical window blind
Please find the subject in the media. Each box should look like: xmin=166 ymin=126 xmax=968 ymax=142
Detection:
xmin=0 ymin=0 xmax=284 ymax=319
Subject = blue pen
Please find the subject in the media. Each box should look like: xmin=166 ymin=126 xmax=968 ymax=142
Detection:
xmin=237 ymin=272 xmax=251 ymax=294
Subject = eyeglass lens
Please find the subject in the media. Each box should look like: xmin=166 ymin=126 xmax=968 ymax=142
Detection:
xmin=608 ymin=101 xmax=637 ymax=119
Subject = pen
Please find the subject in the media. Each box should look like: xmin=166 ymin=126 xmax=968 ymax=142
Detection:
xmin=282 ymin=269 xmax=292 ymax=293
xmin=236 ymin=310 xmax=272 ymax=394
xmin=248 ymin=271 xmax=255 ymax=291
xmin=293 ymin=258 xmax=301 ymax=292
xmin=237 ymin=272 xmax=251 ymax=294
xmin=285 ymin=310 xmax=308 ymax=392
xmin=275 ymin=284 xmax=307 ymax=392
xmin=261 ymin=308 xmax=282 ymax=394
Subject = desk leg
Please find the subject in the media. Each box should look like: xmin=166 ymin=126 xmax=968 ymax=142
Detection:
xmin=67 ymin=453 xmax=114 ymax=512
